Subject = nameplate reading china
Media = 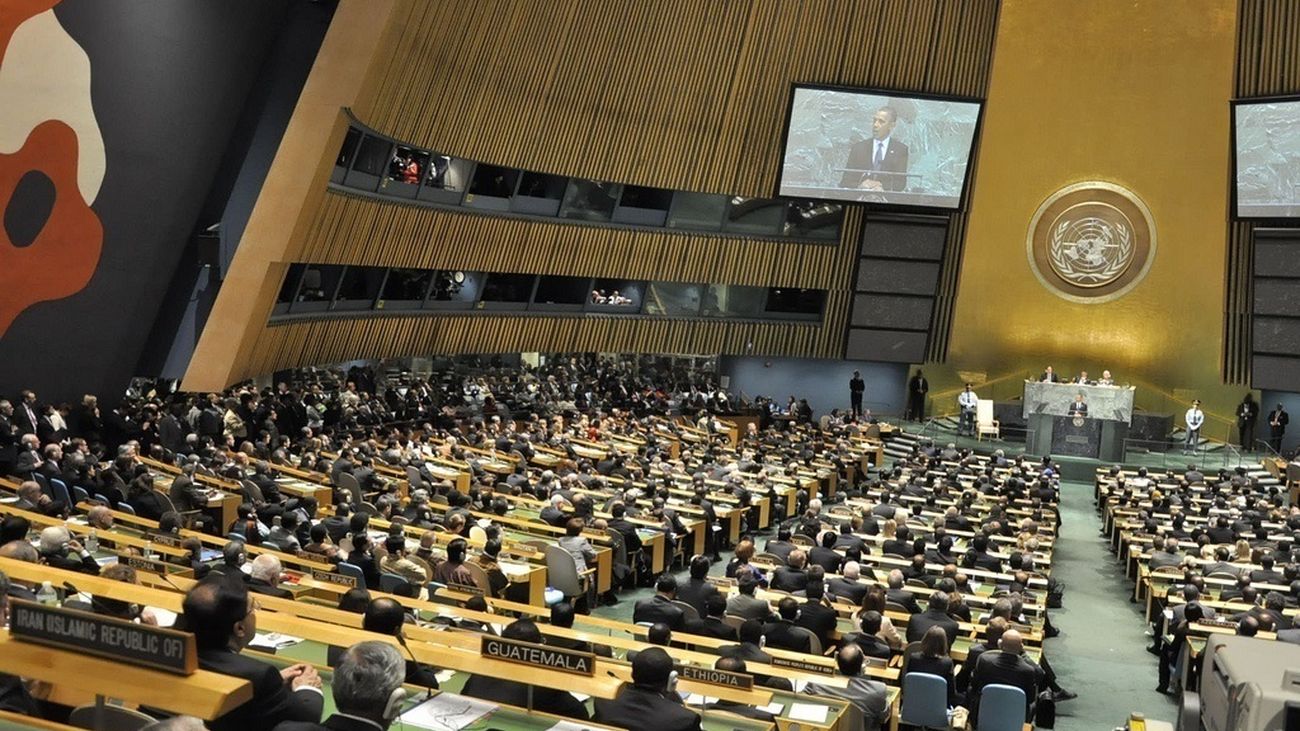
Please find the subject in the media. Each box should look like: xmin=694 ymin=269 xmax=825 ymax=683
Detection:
xmin=9 ymin=600 xmax=196 ymax=675
xmin=770 ymin=656 xmax=834 ymax=676
xmin=678 ymin=664 xmax=753 ymax=690
xmin=310 ymin=568 xmax=357 ymax=588
xmin=479 ymin=635 xmax=594 ymax=676
xmin=147 ymin=532 xmax=182 ymax=548
xmin=125 ymin=555 xmax=170 ymax=575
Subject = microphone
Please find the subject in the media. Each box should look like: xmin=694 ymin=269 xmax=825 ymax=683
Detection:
xmin=394 ymin=633 xmax=434 ymax=701
xmin=152 ymin=570 xmax=186 ymax=594
xmin=62 ymin=580 xmax=142 ymax=621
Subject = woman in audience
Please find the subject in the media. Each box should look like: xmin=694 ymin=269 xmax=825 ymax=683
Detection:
xmin=857 ymin=585 xmax=901 ymax=649
xmin=904 ymin=625 xmax=958 ymax=707
xmin=1234 ymin=539 xmax=1253 ymax=562
xmin=724 ymin=540 xmax=766 ymax=584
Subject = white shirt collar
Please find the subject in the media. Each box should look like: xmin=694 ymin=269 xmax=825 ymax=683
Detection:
xmin=875 ymin=136 xmax=891 ymax=150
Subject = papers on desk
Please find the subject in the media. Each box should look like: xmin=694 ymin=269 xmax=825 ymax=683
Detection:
xmin=758 ymin=701 xmax=785 ymax=715
xmin=788 ymin=702 xmax=830 ymax=723
xmin=150 ymin=607 xmax=178 ymax=628
xmin=434 ymin=669 xmax=456 ymax=685
xmin=250 ymin=632 xmax=303 ymax=651
xmin=546 ymin=720 xmax=604 ymax=731
xmin=399 ymin=693 xmax=495 ymax=730
xmin=684 ymin=693 xmax=717 ymax=705
xmin=93 ymin=554 xmax=119 ymax=567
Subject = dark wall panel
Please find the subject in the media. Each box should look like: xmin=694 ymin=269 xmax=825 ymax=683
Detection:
xmin=856 ymin=260 xmax=941 ymax=295
xmin=852 ymin=294 xmax=933 ymax=331
xmin=1254 ymin=240 xmax=1300 ymax=277
xmin=1253 ymin=278 xmax=1300 ymax=316
xmin=845 ymin=329 xmax=928 ymax=364
xmin=1252 ymin=317 xmax=1300 ymax=354
xmin=858 ymin=221 xmax=947 ymax=261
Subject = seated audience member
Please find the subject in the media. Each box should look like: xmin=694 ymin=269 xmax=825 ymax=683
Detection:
xmin=463 ymin=619 xmax=590 ymax=720
xmin=37 ymin=526 xmax=100 ymax=574
xmin=906 ymin=591 xmax=960 ymax=645
xmin=885 ymin=569 xmax=922 ymax=614
xmin=844 ymin=610 xmax=892 ymax=660
xmin=726 ymin=570 xmax=772 ymax=621
xmin=379 ymin=535 xmax=428 ymax=586
xmin=247 ymin=554 xmax=294 ymax=599
xmin=795 ymin=566 xmax=837 ymax=649
xmin=808 ymin=531 xmax=843 ymax=574
xmin=593 ymin=647 xmax=702 ymax=731
xmin=770 ymin=549 xmax=809 ymax=593
xmin=828 ymin=561 xmax=869 ymax=605
xmin=633 ymin=573 xmax=686 ymax=630
xmin=179 ymin=580 xmax=324 ymax=731
xmin=685 ymin=594 xmax=739 ymax=641
xmin=724 ymin=540 xmax=766 ymax=583
xmin=272 ymin=641 xmax=408 ymax=731
xmin=904 ymin=626 xmax=958 ymax=706
xmin=362 ymin=598 xmax=442 ymax=689
xmin=860 ymin=585 xmax=903 ymax=649
xmin=544 ymin=601 xmax=596 ymax=652
xmin=433 ymin=537 xmax=473 ymax=586
xmin=804 ymin=645 xmax=889 ymax=730
xmin=93 ymin=564 xmax=159 ymax=625
xmin=968 ymin=629 xmax=1043 ymax=721
xmin=720 ymin=620 xmax=793 ymax=691
xmin=675 ymin=554 xmax=718 ymax=617
xmin=957 ymin=616 xmax=1008 ymax=694
xmin=763 ymin=597 xmax=812 ymax=653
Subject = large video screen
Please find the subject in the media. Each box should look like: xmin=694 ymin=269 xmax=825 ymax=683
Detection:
xmin=778 ymin=86 xmax=982 ymax=209
xmin=1236 ymin=98 xmax=1300 ymax=218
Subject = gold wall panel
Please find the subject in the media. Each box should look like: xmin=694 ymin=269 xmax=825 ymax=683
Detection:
xmin=357 ymin=0 xmax=998 ymax=197
xmin=934 ymin=0 xmax=1245 ymax=426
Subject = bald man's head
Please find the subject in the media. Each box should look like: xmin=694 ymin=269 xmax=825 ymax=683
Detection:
xmin=998 ymin=629 xmax=1024 ymax=654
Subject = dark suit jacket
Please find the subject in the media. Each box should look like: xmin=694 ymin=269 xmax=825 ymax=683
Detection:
xmin=633 ymin=594 xmax=686 ymax=630
xmin=906 ymin=609 xmax=960 ymax=645
xmin=968 ymin=650 xmax=1043 ymax=721
xmin=1068 ymin=401 xmax=1088 ymax=416
xmin=807 ymin=546 xmax=843 ymax=574
xmin=796 ymin=601 xmax=838 ymax=648
xmin=840 ymin=137 xmax=910 ymax=191
xmin=593 ymin=685 xmax=702 ymax=731
xmin=764 ymin=539 xmax=795 ymax=563
xmin=683 ymin=616 xmax=738 ymax=641
xmin=170 ymin=475 xmax=207 ymax=511
xmin=770 ymin=566 xmax=809 ymax=593
xmin=886 ymin=587 xmax=922 ymax=614
xmin=675 ymin=578 xmax=718 ymax=617
xmin=463 ymin=673 xmax=588 ymax=720
xmin=827 ymin=577 xmax=869 ymax=605
xmin=248 ymin=577 xmax=295 ymax=599
xmin=881 ymin=538 xmax=912 ymax=557
xmin=763 ymin=618 xmax=813 ymax=653
xmin=199 ymin=647 xmax=323 ymax=731
xmin=44 ymin=551 xmax=100 ymax=575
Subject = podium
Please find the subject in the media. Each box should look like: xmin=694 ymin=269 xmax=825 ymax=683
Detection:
xmin=1024 ymin=381 xmax=1134 ymax=461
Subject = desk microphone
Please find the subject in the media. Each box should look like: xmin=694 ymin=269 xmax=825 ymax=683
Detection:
xmin=61 ymin=581 xmax=142 ymax=621
xmin=395 ymin=633 xmax=435 ymax=701
xmin=152 ymin=570 xmax=186 ymax=594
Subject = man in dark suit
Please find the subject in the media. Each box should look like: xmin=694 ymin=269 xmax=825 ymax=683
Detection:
xmin=0 ymin=400 xmax=16 ymax=477
xmin=957 ymin=617 xmax=1008 ymax=695
xmin=633 ymin=574 xmax=686 ymax=630
xmin=37 ymin=526 xmax=100 ymax=575
xmin=907 ymin=591 xmax=961 ymax=645
xmin=885 ymin=570 xmax=922 ymax=614
xmin=170 ymin=463 xmax=209 ymax=512
xmin=721 ymin=621 xmax=793 ymax=691
xmin=181 ymin=580 xmax=324 ymax=731
xmin=839 ymin=106 xmax=909 ymax=192
xmin=12 ymin=391 xmax=40 ymax=442
xmin=763 ymin=597 xmax=812 ymax=653
xmin=770 ymin=550 xmax=810 ymax=593
xmin=795 ymin=568 xmax=837 ymax=650
xmin=274 ymin=640 xmax=409 ymax=731
xmin=804 ymin=645 xmax=889 ymax=729
xmin=846 ymin=610 xmax=893 ymax=660
xmin=1269 ymin=403 xmax=1290 ymax=453
xmin=764 ymin=527 xmax=796 ymax=563
xmin=849 ymin=371 xmax=866 ymax=419
xmin=808 ymin=531 xmax=843 ymax=574
xmin=685 ymin=594 xmax=739 ymax=641
xmin=703 ymin=657 xmax=776 ymax=722
xmin=593 ymin=647 xmax=702 ymax=731
xmin=906 ymin=369 xmax=929 ymax=421
xmin=1252 ymin=554 xmax=1285 ymax=584
xmin=967 ymin=630 xmax=1044 ymax=722
xmin=828 ymin=561 xmax=870 ymax=605
xmin=464 ymin=619 xmax=589 ymax=719
xmin=675 ymin=555 xmax=719 ymax=617
xmin=964 ymin=535 xmax=1003 ymax=573
xmin=881 ymin=525 xmax=912 ymax=558
xmin=1039 ymin=366 xmax=1060 ymax=383
xmin=247 ymin=555 xmax=295 ymax=599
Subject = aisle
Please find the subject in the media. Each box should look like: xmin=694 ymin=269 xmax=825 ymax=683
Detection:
xmin=1048 ymin=480 xmax=1177 ymax=730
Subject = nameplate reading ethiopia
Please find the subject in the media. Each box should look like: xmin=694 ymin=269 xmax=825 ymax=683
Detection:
xmin=480 ymin=635 xmax=594 ymax=676
xmin=9 ymin=600 xmax=196 ymax=674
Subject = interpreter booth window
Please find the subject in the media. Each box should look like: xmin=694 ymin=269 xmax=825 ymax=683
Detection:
xmin=764 ymin=287 xmax=825 ymax=321
xmin=665 ymin=192 xmax=727 ymax=232
xmin=377 ymin=268 xmax=434 ymax=311
xmin=289 ymin=265 xmax=345 ymax=314
xmin=613 ymin=185 xmax=672 ymax=226
xmin=588 ymin=279 xmax=643 ymax=312
xmin=426 ymin=270 xmax=480 ymax=310
xmin=273 ymin=264 xmax=306 ymax=316
xmin=380 ymin=146 xmax=429 ymax=199
xmin=531 ymin=276 xmax=591 ymax=312
xmin=333 ymin=266 xmax=388 ymax=311
xmin=784 ymin=200 xmax=842 ymax=241
xmin=723 ymin=197 xmax=786 ymax=236
xmin=512 ymin=171 xmax=567 ymax=216
xmin=643 ymin=282 xmax=703 ymax=317
xmin=332 ymin=127 xmax=362 ymax=184
xmin=344 ymin=134 xmax=392 ymax=191
xmin=478 ymin=273 xmax=536 ymax=311
xmin=464 ymin=164 xmax=520 ymax=211
xmin=701 ymin=284 xmax=767 ymax=318
xmin=559 ymin=180 xmax=622 ymax=222
xmin=418 ymin=153 xmax=471 ymax=205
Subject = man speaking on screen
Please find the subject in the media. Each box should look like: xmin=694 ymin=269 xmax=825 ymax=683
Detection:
xmin=839 ymin=105 xmax=910 ymax=192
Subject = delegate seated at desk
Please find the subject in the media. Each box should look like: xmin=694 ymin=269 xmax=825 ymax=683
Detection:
xmin=1068 ymin=394 xmax=1088 ymax=418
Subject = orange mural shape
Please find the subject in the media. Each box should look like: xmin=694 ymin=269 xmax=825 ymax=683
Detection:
xmin=0 ymin=120 xmax=104 ymax=336
xmin=0 ymin=0 xmax=59 ymax=58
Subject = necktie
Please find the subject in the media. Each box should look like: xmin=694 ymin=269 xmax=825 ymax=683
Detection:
xmin=872 ymin=142 xmax=884 ymax=169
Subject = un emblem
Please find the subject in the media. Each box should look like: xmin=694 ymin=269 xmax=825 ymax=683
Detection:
xmin=1026 ymin=182 xmax=1156 ymax=303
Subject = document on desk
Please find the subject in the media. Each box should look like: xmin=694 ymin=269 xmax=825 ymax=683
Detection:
xmin=399 ymin=694 xmax=495 ymax=730
xmin=250 ymin=632 xmax=303 ymax=650
xmin=546 ymin=721 xmax=604 ymax=731
xmin=789 ymin=702 xmax=830 ymax=723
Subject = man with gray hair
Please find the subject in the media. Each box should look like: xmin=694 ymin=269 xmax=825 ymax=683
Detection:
xmin=827 ymin=561 xmax=870 ymax=605
xmin=273 ymin=641 xmax=407 ymax=730
xmin=248 ymin=554 xmax=293 ymax=599
xmin=37 ymin=526 xmax=99 ymax=574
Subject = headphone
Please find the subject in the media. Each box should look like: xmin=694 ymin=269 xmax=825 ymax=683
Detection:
xmin=381 ymin=686 xmax=407 ymax=725
xmin=665 ymin=670 xmax=679 ymax=695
